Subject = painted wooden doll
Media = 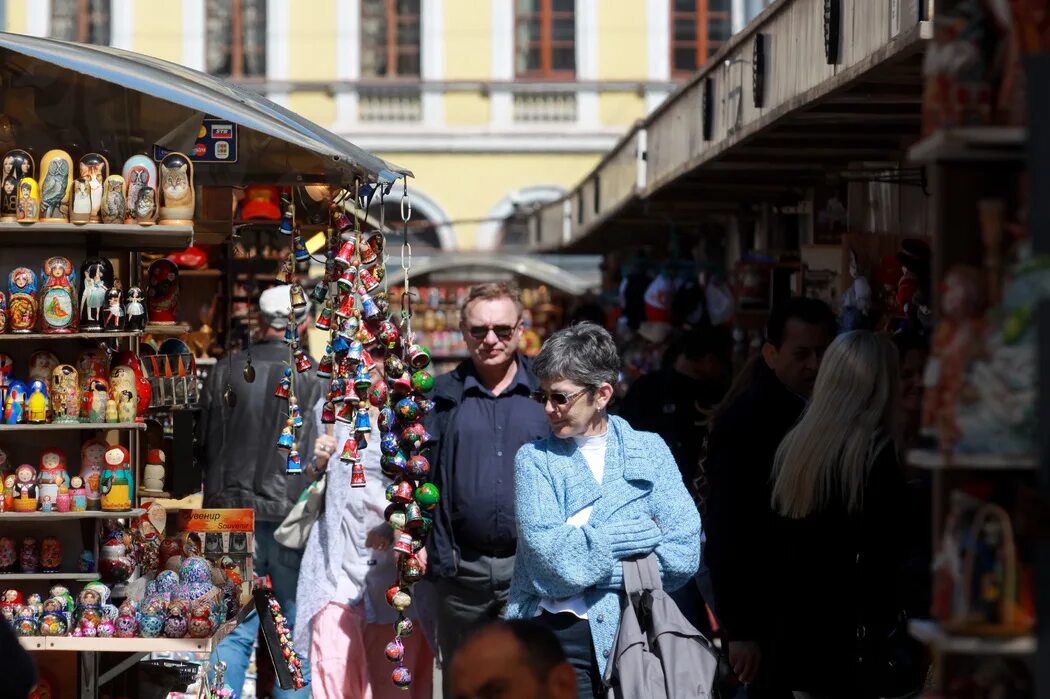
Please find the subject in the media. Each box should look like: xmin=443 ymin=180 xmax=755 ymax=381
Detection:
xmin=26 ymin=380 xmax=48 ymax=424
xmin=116 ymin=389 xmax=136 ymax=423
xmin=15 ymin=178 xmax=39 ymax=223
xmin=100 ymin=445 xmax=132 ymax=511
xmin=40 ymin=256 xmax=77 ymax=333
xmin=7 ymin=267 xmax=37 ymax=333
xmin=1 ymin=149 xmax=33 ymax=222
xmin=3 ymin=381 xmax=25 ymax=424
xmin=103 ymin=286 xmax=125 ymax=331
xmin=50 ymin=364 xmax=80 ymax=423
xmin=37 ymin=448 xmax=69 ymax=511
xmin=76 ymin=349 xmax=108 ymax=392
xmin=71 ymin=178 xmax=92 ymax=224
xmin=0 ymin=354 xmax=12 ymax=408
xmin=68 ymin=476 xmax=87 ymax=512
xmin=81 ymin=378 xmax=109 ymax=424
xmin=38 ymin=149 xmax=74 ymax=222
xmin=122 ymin=155 xmax=158 ymax=225
xmin=78 ymin=257 xmax=113 ymax=331
xmin=158 ymin=152 xmax=194 ymax=225
xmin=80 ymin=439 xmax=108 ymax=510
xmin=146 ymin=259 xmax=179 ymax=324
xmin=0 ymin=291 xmax=7 ymax=333
xmin=12 ymin=464 xmax=37 ymax=512
xmin=78 ymin=153 xmax=109 ymax=223
xmin=28 ymin=350 xmax=59 ymax=385
xmin=100 ymin=175 xmax=126 ymax=224
xmin=125 ymin=287 xmax=146 ymax=331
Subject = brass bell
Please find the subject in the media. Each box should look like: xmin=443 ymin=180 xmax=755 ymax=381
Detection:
xmin=289 ymin=283 xmax=308 ymax=310
xmin=242 ymin=356 xmax=256 ymax=383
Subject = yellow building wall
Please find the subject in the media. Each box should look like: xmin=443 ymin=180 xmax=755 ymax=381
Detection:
xmin=444 ymin=93 xmax=490 ymax=126
xmin=131 ymin=4 xmax=184 ymax=62
xmin=287 ymin=92 xmax=336 ymax=127
xmin=288 ymin=0 xmax=338 ymax=82
xmin=599 ymin=92 xmax=646 ymax=127
xmin=5 ymin=1 xmax=27 ymax=33
xmin=597 ymin=0 xmax=648 ymax=81
xmin=384 ymin=152 xmax=600 ymax=249
xmin=443 ymin=0 xmax=492 ymax=81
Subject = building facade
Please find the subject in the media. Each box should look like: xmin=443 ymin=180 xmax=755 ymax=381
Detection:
xmin=5 ymin=0 xmax=740 ymax=250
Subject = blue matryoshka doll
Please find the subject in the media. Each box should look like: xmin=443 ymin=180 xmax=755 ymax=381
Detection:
xmin=3 ymin=380 xmax=26 ymax=424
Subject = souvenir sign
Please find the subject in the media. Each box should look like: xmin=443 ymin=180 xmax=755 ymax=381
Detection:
xmin=8 ymin=267 xmax=37 ymax=333
xmin=1 ymin=149 xmax=34 ymax=222
xmin=39 ymin=149 xmax=74 ymax=222
xmin=146 ymin=259 xmax=179 ymax=324
xmin=15 ymin=178 xmax=39 ymax=223
xmin=40 ymin=256 xmax=77 ymax=333
xmin=122 ymin=155 xmax=158 ymax=225
xmin=78 ymin=153 xmax=109 ymax=223
xmin=158 ymin=152 xmax=194 ymax=225
xmin=100 ymin=175 xmax=126 ymax=224
xmin=79 ymin=257 xmax=113 ymax=331
xmin=50 ymin=364 xmax=79 ymax=423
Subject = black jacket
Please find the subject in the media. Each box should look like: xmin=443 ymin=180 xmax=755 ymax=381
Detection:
xmin=200 ymin=338 xmax=324 ymax=522
xmin=423 ymin=356 xmax=541 ymax=579
xmin=770 ymin=445 xmax=910 ymax=697
xmin=702 ymin=360 xmax=804 ymax=642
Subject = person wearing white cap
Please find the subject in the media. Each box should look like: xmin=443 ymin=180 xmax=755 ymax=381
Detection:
xmin=201 ymin=284 xmax=322 ymax=699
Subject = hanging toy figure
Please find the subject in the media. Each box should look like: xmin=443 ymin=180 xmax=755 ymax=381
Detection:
xmin=286 ymin=442 xmax=301 ymax=475
xmin=276 ymin=419 xmax=294 ymax=453
xmin=274 ymin=367 xmax=291 ymax=400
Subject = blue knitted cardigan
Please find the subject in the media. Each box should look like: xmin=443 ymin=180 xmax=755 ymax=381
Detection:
xmin=505 ymin=415 xmax=702 ymax=678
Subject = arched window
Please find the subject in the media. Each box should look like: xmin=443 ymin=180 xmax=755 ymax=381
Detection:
xmin=366 ymin=189 xmax=456 ymax=251
xmin=476 ymin=186 xmax=567 ymax=251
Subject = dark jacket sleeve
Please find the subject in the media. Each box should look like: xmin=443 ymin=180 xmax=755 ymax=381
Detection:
xmin=423 ymin=391 xmax=459 ymax=579
xmin=0 ymin=620 xmax=36 ymax=698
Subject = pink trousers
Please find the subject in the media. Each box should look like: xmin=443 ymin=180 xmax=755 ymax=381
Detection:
xmin=309 ymin=601 xmax=433 ymax=699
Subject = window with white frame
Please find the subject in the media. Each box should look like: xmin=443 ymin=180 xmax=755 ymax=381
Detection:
xmin=50 ymin=0 xmax=110 ymax=45
xmin=206 ymin=0 xmax=267 ymax=78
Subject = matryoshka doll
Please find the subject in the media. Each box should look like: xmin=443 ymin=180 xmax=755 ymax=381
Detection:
xmin=110 ymin=355 xmax=151 ymax=416
xmin=100 ymin=174 xmax=126 ymax=224
xmin=0 ymin=539 xmax=16 ymax=572
xmin=116 ymin=389 xmax=136 ymax=423
xmin=12 ymin=464 xmax=37 ymax=512
xmin=146 ymin=259 xmax=179 ymax=324
xmin=100 ymin=445 xmax=132 ymax=511
xmin=26 ymin=380 xmax=48 ymax=424
xmin=80 ymin=438 xmax=107 ymax=510
xmin=158 ymin=151 xmax=194 ymax=225
xmin=76 ymin=349 xmax=108 ymax=392
xmin=1 ymin=149 xmax=34 ymax=221
xmin=68 ymin=476 xmax=87 ymax=512
xmin=37 ymin=448 xmax=69 ymax=510
xmin=78 ymin=153 xmax=109 ymax=223
xmin=0 ymin=291 xmax=7 ymax=333
xmin=125 ymin=286 xmax=146 ymax=330
xmin=70 ymin=177 xmax=91 ymax=224
xmin=81 ymin=377 xmax=109 ymax=424
xmin=103 ymin=286 xmax=124 ymax=331
xmin=50 ymin=364 xmax=80 ymax=423
xmin=7 ymin=267 xmax=37 ymax=333
xmin=15 ymin=177 xmax=39 ymax=223
xmin=40 ymin=256 xmax=77 ymax=333
xmin=122 ymin=154 xmax=158 ymax=225
xmin=40 ymin=536 xmax=61 ymax=573
xmin=78 ymin=257 xmax=113 ymax=331
xmin=28 ymin=350 xmax=59 ymax=385
xmin=38 ymin=149 xmax=74 ymax=222
xmin=0 ymin=354 xmax=11 ymax=406
xmin=3 ymin=381 xmax=26 ymax=424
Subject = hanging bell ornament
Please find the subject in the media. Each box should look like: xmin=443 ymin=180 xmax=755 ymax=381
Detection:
xmin=276 ymin=419 xmax=295 ymax=452
xmin=223 ymin=384 xmax=237 ymax=408
xmin=289 ymin=399 xmax=304 ymax=429
xmin=400 ymin=554 xmax=425 ymax=584
xmin=386 ymin=585 xmax=412 ymax=612
xmin=283 ymin=319 xmax=298 ymax=345
xmin=380 ymin=432 xmax=401 ymax=456
xmin=293 ymin=346 xmax=312 ymax=373
xmin=328 ymin=376 xmax=347 ymax=403
xmin=274 ymin=368 xmax=292 ymax=399
xmin=286 ymin=444 xmax=302 ymax=474
xmin=289 ymin=283 xmax=308 ymax=310
xmin=416 ymin=514 xmax=434 ymax=539
xmin=384 ymin=354 xmax=406 ymax=378
xmin=277 ymin=256 xmax=294 ymax=283
xmin=375 ymin=292 xmax=391 ymax=317
xmin=339 ymin=436 xmax=360 ymax=463
xmin=354 ymin=363 xmax=372 ymax=391
xmin=405 ymin=501 xmax=424 ymax=529
xmin=415 ymin=482 xmax=440 ymax=510
xmin=340 ymin=315 xmax=361 ymax=340
xmin=382 ymin=451 xmax=408 ymax=477
xmin=378 ymin=406 xmax=397 ymax=433
xmin=386 ymin=503 xmax=407 ymax=528
xmin=395 ymin=397 xmax=420 ymax=422
xmin=293 ymin=233 xmax=311 ymax=262
xmin=337 ymin=268 xmax=357 ymax=293
xmin=378 ymin=320 xmax=401 ymax=351
xmin=361 ymin=347 xmax=378 ymax=370
xmin=354 ymin=407 xmax=372 ymax=434
xmin=361 ymin=233 xmax=384 ymax=264
xmin=350 ymin=461 xmax=367 ymax=488
xmin=358 ymin=266 xmax=380 ymax=293
xmin=321 ymin=400 xmax=336 ymax=424
xmin=315 ymin=301 xmax=334 ymax=331
xmin=369 ymin=380 xmax=389 ymax=408
xmin=335 ymin=292 xmax=356 ymax=319
xmin=359 ymin=289 xmax=381 ymax=320
xmin=405 ymin=454 xmax=430 ymax=481
xmin=316 ymin=350 xmax=334 ymax=379
xmin=347 ymin=340 xmax=365 ymax=366
xmin=279 ymin=203 xmax=295 ymax=235
xmin=393 ymin=531 xmax=414 ymax=554
xmin=411 ymin=370 xmax=434 ymax=393
xmin=392 ymin=480 xmax=415 ymax=504
xmin=331 ymin=334 xmax=350 ymax=357
xmin=391 ymin=374 xmax=413 ymax=399
xmin=384 ymin=638 xmax=405 ymax=663
xmin=395 ymin=617 xmax=415 ymax=637
xmin=336 ymin=402 xmax=354 ymax=424
xmin=242 ymin=356 xmax=256 ymax=383
xmin=310 ymin=279 xmax=329 ymax=305
xmin=392 ymin=665 xmax=413 ymax=689
xmin=407 ymin=344 xmax=432 ymax=370
xmin=334 ymin=211 xmax=353 ymax=234
xmin=356 ymin=321 xmax=378 ymax=347
xmin=334 ymin=240 xmax=356 ymax=269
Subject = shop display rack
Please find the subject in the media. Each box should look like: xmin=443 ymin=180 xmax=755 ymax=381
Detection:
xmin=0 ymin=223 xmax=226 ymax=251
xmin=910 ymin=620 xmax=1037 ymax=657
xmin=0 ymin=422 xmax=146 ymax=433
xmin=0 ymin=331 xmax=142 ymax=341
xmin=906 ymin=450 xmax=1039 ymax=471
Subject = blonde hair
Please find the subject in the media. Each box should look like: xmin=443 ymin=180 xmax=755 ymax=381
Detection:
xmin=771 ymin=331 xmax=901 ymax=519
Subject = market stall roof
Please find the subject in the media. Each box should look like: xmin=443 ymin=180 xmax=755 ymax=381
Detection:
xmin=0 ymin=32 xmax=409 ymax=186
xmin=391 ymin=252 xmax=601 ymax=296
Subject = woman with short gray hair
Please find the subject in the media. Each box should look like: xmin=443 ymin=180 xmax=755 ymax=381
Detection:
xmin=505 ymin=322 xmax=702 ymax=698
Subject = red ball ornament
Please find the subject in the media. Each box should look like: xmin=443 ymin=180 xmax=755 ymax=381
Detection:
xmin=391 ymin=665 xmax=413 ymax=688
xmin=385 ymin=639 xmax=405 ymax=663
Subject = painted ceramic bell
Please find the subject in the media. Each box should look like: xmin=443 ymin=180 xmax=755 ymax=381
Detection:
xmin=336 ymin=402 xmax=354 ymax=424
xmin=8 ymin=267 xmax=37 ymax=333
xmin=39 ymin=149 xmax=74 ymax=222
xmin=353 ymin=363 xmax=372 ymax=390
xmin=378 ymin=320 xmax=401 ymax=351
xmin=1 ymin=149 xmax=34 ymax=222
xmin=415 ymin=483 xmax=440 ymax=510
xmin=334 ymin=210 xmax=353 ymax=233
xmin=100 ymin=174 xmax=126 ymax=224
xmin=26 ymin=380 xmax=48 ymax=423
xmin=407 ymin=344 xmax=432 ymax=370
xmin=391 ymin=480 xmax=415 ymax=504
xmin=321 ymin=400 xmax=336 ymax=424
xmin=146 ymin=259 xmax=179 ymax=324
xmin=79 ymin=257 xmax=113 ymax=331
xmin=328 ymin=376 xmax=346 ymax=404
xmin=361 ymin=233 xmax=384 ymax=264
xmin=347 ymin=340 xmax=365 ymax=365
xmin=336 ymin=268 xmax=357 ymax=293
xmin=335 ymin=292 xmax=355 ymax=319
xmin=354 ymin=407 xmax=372 ymax=434
xmin=293 ymin=234 xmax=310 ymax=262
xmin=289 ymin=399 xmax=303 ymax=428
xmin=293 ymin=346 xmax=312 ymax=373
xmin=400 ymin=554 xmax=425 ymax=584
xmin=411 ymin=370 xmax=434 ymax=393
xmin=125 ymin=286 xmax=146 ymax=330
xmin=404 ymin=500 xmax=425 ymax=529
xmin=393 ymin=531 xmax=414 ymax=555
xmin=283 ymin=321 xmax=298 ymax=345
xmin=276 ymin=420 xmax=294 ymax=452
xmin=406 ymin=454 xmax=430 ymax=481
xmin=369 ymin=380 xmax=389 ymax=408
xmin=391 ymin=374 xmax=413 ymax=398
xmin=77 ymin=153 xmax=109 ymax=223
xmin=334 ymin=240 xmax=356 ymax=268
xmin=395 ymin=397 xmax=420 ymax=422
xmin=350 ymin=461 xmax=366 ymax=487
xmin=358 ymin=266 xmax=381 ymax=293
xmin=317 ymin=350 xmax=334 ymax=379
xmin=384 ymin=450 xmax=408 ymax=475
xmin=15 ymin=177 xmax=39 ymax=223
xmin=279 ymin=202 xmax=295 ymax=235
xmin=316 ymin=300 xmax=334 ymax=331
xmin=380 ymin=453 xmax=403 ymax=479
xmin=40 ymin=255 xmax=78 ymax=333
xmin=286 ymin=444 xmax=301 ymax=474
xmin=157 ymin=151 xmax=194 ymax=225
xmin=123 ymin=154 xmax=158 ymax=225
xmin=359 ymin=289 xmax=381 ymax=320
xmin=274 ymin=368 xmax=291 ymax=399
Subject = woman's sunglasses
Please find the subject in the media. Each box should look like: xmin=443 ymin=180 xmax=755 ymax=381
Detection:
xmin=467 ymin=324 xmax=517 ymax=341
xmin=530 ymin=388 xmax=590 ymax=407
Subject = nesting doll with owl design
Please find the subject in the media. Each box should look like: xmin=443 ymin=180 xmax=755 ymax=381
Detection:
xmin=16 ymin=178 xmax=39 ymax=223
xmin=39 ymin=149 xmax=74 ymax=222
xmin=100 ymin=175 xmax=126 ymax=225
xmin=40 ymin=256 xmax=77 ymax=334
xmin=78 ymin=153 xmax=109 ymax=223
xmin=122 ymin=155 xmax=158 ymax=225
xmin=158 ymin=152 xmax=194 ymax=225
xmin=1 ymin=149 xmax=34 ymax=222
xmin=7 ymin=267 xmax=37 ymax=333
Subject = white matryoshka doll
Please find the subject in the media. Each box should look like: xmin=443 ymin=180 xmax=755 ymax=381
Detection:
xmin=122 ymin=155 xmax=157 ymax=225
xmin=158 ymin=152 xmax=194 ymax=225
xmin=77 ymin=153 xmax=109 ymax=223
xmin=80 ymin=438 xmax=108 ymax=510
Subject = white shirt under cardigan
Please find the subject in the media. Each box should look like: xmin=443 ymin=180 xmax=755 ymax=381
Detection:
xmin=538 ymin=430 xmax=608 ymax=619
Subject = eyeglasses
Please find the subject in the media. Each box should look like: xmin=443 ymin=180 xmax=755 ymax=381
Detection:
xmin=530 ymin=388 xmax=590 ymax=407
xmin=467 ymin=324 xmax=517 ymax=341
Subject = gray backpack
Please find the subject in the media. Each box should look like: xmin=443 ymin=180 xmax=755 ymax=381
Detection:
xmin=604 ymin=554 xmax=718 ymax=698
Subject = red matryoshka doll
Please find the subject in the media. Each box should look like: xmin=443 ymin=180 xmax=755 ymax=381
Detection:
xmin=40 ymin=256 xmax=77 ymax=333
xmin=12 ymin=464 xmax=37 ymax=512
xmin=38 ymin=149 xmax=74 ymax=222
xmin=81 ymin=377 xmax=109 ymax=424
xmin=158 ymin=151 xmax=194 ymax=225
xmin=28 ymin=350 xmax=59 ymax=385
xmin=146 ymin=259 xmax=179 ymax=325
xmin=111 ymin=352 xmax=151 ymax=415
xmin=16 ymin=177 xmax=40 ymax=223
xmin=77 ymin=153 xmax=109 ymax=224
xmin=100 ymin=445 xmax=132 ymax=511
xmin=1 ymin=149 xmax=34 ymax=222
xmin=122 ymin=154 xmax=158 ymax=225
xmin=7 ymin=267 xmax=37 ymax=333
xmin=0 ymin=291 xmax=7 ymax=333
xmin=76 ymin=349 xmax=108 ymax=392
xmin=50 ymin=364 xmax=80 ymax=424
xmin=80 ymin=438 xmax=108 ymax=510
xmin=38 ymin=448 xmax=69 ymax=497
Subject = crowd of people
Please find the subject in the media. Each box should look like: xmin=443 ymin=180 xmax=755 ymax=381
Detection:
xmin=196 ymin=280 xmax=930 ymax=699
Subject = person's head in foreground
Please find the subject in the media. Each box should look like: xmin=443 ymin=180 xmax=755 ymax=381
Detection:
xmin=452 ymin=619 xmax=577 ymax=699
xmin=531 ymin=321 xmax=619 ymax=439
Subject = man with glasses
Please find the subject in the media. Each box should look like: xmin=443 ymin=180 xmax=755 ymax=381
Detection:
xmin=424 ymin=282 xmax=549 ymax=695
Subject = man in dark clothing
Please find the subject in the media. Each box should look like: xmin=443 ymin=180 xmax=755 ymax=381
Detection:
xmin=423 ymin=282 xmax=549 ymax=695
xmin=201 ymin=284 xmax=323 ymax=699
xmin=702 ymin=298 xmax=835 ymax=697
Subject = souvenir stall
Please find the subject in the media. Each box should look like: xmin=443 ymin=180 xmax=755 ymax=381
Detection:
xmin=0 ymin=33 xmax=416 ymax=698
xmin=903 ymin=5 xmax=1049 ymax=698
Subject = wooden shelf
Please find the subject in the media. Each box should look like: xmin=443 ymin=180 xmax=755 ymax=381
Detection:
xmin=0 ymin=422 xmax=145 ymax=433
xmin=0 ymin=572 xmax=100 ymax=582
xmin=0 ymin=508 xmax=144 ymax=522
xmin=0 ymin=330 xmax=141 ymax=341
xmin=910 ymin=620 xmax=1036 ymax=655
xmin=908 ymin=127 xmax=1026 ymax=164
xmin=179 ymin=269 xmax=222 ymax=278
xmin=906 ymin=449 xmax=1038 ymax=471
xmin=0 ymin=223 xmax=220 ymax=251
xmin=138 ymin=489 xmax=171 ymax=499
xmin=18 ymin=619 xmax=236 ymax=652
xmin=144 ymin=323 xmax=192 ymax=335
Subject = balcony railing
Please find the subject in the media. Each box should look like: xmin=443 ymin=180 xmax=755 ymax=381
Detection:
xmin=357 ymin=85 xmax=423 ymax=122
xmin=512 ymin=91 xmax=578 ymax=123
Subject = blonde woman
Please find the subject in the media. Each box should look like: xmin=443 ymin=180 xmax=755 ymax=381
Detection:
xmin=769 ymin=331 xmax=920 ymax=699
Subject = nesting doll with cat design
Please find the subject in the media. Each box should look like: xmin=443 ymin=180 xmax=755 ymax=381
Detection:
xmin=158 ymin=152 xmax=194 ymax=225
xmin=39 ymin=149 xmax=73 ymax=222
xmin=78 ymin=153 xmax=109 ymax=223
